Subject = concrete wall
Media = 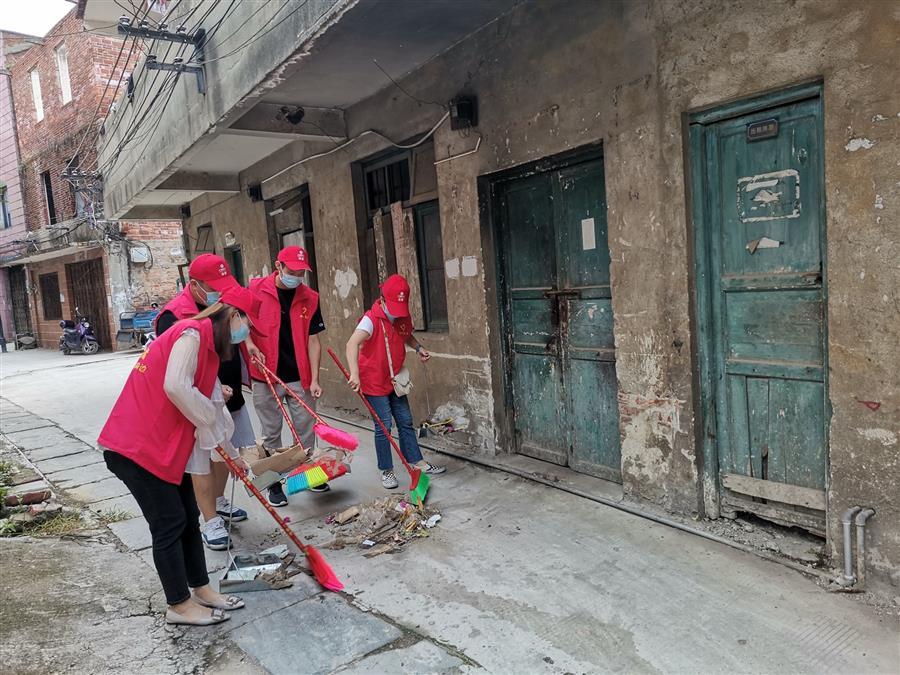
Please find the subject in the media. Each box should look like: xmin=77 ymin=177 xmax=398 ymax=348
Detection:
xmin=181 ymin=0 xmax=897 ymax=591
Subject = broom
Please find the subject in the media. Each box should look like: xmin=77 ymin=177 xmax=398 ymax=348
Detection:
xmin=326 ymin=348 xmax=430 ymax=506
xmin=214 ymin=446 xmax=342 ymax=591
xmin=254 ymin=358 xmax=359 ymax=452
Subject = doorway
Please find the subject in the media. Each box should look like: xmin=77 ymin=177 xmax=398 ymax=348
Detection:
xmin=690 ymin=84 xmax=828 ymax=533
xmin=65 ymin=258 xmax=109 ymax=350
xmin=492 ymin=149 xmax=621 ymax=482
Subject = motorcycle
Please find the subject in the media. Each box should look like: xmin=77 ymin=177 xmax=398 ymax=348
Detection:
xmin=59 ymin=308 xmax=100 ymax=355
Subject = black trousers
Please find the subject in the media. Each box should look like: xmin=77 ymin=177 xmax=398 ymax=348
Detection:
xmin=104 ymin=451 xmax=209 ymax=605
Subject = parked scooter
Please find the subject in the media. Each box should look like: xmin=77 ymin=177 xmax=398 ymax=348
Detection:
xmin=59 ymin=307 xmax=100 ymax=355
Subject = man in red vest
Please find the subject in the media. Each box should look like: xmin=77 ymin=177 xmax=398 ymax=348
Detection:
xmin=249 ymin=246 xmax=327 ymax=506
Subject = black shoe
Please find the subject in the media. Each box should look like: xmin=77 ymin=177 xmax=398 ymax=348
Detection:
xmin=309 ymin=482 xmax=331 ymax=493
xmin=267 ymin=483 xmax=288 ymax=507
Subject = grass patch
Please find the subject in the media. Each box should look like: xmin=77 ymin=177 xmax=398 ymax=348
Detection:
xmin=32 ymin=513 xmax=86 ymax=537
xmin=0 ymin=460 xmax=16 ymax=486
xmin=97 ymin=508 xmax=132 ymax=525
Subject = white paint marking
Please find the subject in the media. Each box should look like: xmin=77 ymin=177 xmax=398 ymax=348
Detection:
xmin=874 ymin=195 xmax=884 ymax=210
xmin=333 ymin=268 xmax=358 ymax=299
xmin=844 ymin=138 xmax=875 ymax=152
xmin=445 ymin=258 xmax=461 ymax=279
xmin=581 ymin=218 xmax=596 ymax=251
xmin=461 ymin=256 xmax=478 ymax=277
xmin=856 ymin=428 xmax=898 ymax=446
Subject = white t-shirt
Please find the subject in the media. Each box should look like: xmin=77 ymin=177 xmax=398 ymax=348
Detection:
xmin=356 ymin=312 xmax=396 ymax=335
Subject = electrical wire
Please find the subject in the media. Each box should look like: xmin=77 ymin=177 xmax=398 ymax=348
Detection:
xmin=261 ymin=112 xmax=451 ymax=188
xmin=372 ymin=59 xmax=445 ymax=110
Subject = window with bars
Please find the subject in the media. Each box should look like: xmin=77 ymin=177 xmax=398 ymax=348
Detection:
xmin=39 ymin=273 xmax=62 ymax=320
xmin=355 ymin=143 xmax=447 ymax=330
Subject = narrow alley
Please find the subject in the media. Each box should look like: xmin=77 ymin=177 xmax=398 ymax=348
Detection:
xmin=1 ymin=348 xmax=897 ymax=673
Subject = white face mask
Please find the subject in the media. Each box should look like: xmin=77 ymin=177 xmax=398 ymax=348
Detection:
xmin=381 ymin=299 xmax=396 ymax=322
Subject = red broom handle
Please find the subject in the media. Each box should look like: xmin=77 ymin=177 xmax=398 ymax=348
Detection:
xmin=257 ymin=361 xmax=301 ymax=446
xmin=253 ymin=357 xmax=327 ymax=427
xmin=214 ymin=446 xmax=309 ymax=555
xmin=326 ymin=348 xmax=416 ymax=473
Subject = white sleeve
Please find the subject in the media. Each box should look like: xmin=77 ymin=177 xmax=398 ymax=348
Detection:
xmin=194 ymin=379 xmax=238 ymax=456
xmin=162 ymin=329 xmax=217 ymax=429
xmin=356 ymin=315 xmax=374 ymax=335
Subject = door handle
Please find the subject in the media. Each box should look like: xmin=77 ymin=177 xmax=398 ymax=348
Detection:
xmin=802 ymin=271 xmax=822 ymax=284
xmin=545 ymin=331 xmax=559 ymax=353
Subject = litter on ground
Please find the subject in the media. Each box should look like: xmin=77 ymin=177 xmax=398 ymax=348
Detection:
xmin=323 ymin=494 xmax=441 ymax=558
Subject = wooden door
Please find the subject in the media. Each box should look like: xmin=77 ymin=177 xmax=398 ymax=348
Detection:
xmin=66 ymin=258 xmax=109 ymax=350
xmin=495 ymin=154 xmax=621 ymax=481
xmin=692 ymin=92 xmax=828 ymax=531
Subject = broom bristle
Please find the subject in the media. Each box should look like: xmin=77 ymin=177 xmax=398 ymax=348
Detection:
xmin=314 ymin=423 xmax=359 ymax=451
xmin=305 ymin=545 xmax=343 ymax=591
xmin=409 ymin=469 xmax=430 ymax=506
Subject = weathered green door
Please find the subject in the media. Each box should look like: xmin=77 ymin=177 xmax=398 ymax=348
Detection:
xmin=495 ymin=155 xmax=621 ymax=482
xmin=693 ymin=92 xmax=828 ymax=530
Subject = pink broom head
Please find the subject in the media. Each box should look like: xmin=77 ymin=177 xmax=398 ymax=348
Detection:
xmin=306 ymin=545 xmax=343 ymax=591
xmin=313 ymin=423 xmax=359 ymax=451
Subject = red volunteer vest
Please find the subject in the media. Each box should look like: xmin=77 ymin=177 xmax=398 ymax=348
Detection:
xmin=359 ymin=301 xmax=413 ymax=397
xmin=156 ymin=286 xmax=250 ymax=386
xmin=248 ymin=273 xmax=319 ymax=388
xmin=155 ymin=287 xmax=199 ymax=332
xmin=98 ymin=320 xmax=220 ymax=484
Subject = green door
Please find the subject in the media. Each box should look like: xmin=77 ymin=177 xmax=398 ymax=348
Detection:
xmin=693 ymin=92 xmax=828 ymax=529
xmin=495 ymin=155 xmax=621 ymax=482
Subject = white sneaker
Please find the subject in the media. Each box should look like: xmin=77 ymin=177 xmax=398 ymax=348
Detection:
xmin=381 ymin=470 xmax=399 ymax=489
xmin=201 ymin=516 xmax=231 ymax=551
xmin=215 ymin=496 xmax=247 ymax=522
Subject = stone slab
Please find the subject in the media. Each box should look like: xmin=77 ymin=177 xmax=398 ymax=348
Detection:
xmin=108 ymin=516 xmax=153 ymax=551
xmin=231 ymin=594 xmax=402 ymax=675
xmin=4 ymin=427 xmax=71 ymax=450
xmin=10 ymin=479 xmax=51 ymax=495
xmin=339 ymin=640 xmax=464 ymax=674
xmin=219 ymin=576 xmax=321 ymax=632
xmin=66 ymin=475 xmax=128 ymax=504
xmin=37 ymin=451 xmax=104 ymax=475
xmin=0 ymin=417 xmax=55 ymax=434
xmin=88 ymin=493 xmax=142 ymax=519
xmin=52 ymin=463 xmax=115 ymax=489
xmin=27 ymin=441 xmax=92 ymax=462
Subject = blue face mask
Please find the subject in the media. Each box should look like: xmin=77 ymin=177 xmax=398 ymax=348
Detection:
xmin=230 ymin=322 xmax=250 ymax=344
xmin=193 ymin=281 xmax=220 ymax=306
xmin=280 ymin=272 xmax=302 ymax=289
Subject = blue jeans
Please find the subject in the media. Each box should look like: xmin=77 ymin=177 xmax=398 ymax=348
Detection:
xmin=365 ymin=393 xmax=424 ymax=471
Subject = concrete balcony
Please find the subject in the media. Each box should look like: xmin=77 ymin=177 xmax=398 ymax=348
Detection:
xmin=90 ymin=0 xmax=517 ymax=219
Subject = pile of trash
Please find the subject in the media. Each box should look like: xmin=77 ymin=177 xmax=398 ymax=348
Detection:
xmin=323 ymin=495 xmax=442 ymax=558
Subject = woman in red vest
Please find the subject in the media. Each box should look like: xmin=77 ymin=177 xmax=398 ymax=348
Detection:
xmin=98 ymin=288 xmax=260 ymax=626
xmin=345 ymin=274 xmax=445 ymax=489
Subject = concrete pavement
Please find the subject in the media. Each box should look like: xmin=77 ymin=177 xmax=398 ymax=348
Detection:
xmin=1 ymin=347 xmax=898 ymax=674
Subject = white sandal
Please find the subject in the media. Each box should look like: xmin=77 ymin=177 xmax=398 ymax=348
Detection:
xmin=194 ymin=594 xmax=245 ymax=610
xmin=165 ymin=607 xmax=230 ymax=626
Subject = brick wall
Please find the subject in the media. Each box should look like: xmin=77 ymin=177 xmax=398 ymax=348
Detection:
xmin=25 ymin=247 xmax=115 ymax=350
xmin=6 ymin=10 xmax=141 ymax=231
xmin=119 ymin=220 xmax=186 ymax=308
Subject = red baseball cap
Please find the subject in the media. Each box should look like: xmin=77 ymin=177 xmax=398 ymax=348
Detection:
xmin=220 ymin=286 xmax=266 ymax=336
xmin=188 ymin=253 xmax=239 ymax=292
xmin=277 ymin=246 xmax=312 ymax=272
xmin=381 ymin=274 xmax=410 ymax=318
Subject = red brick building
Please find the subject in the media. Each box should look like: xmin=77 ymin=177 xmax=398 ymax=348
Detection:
xmin=2 ymin=10 xmax=184 ymax=351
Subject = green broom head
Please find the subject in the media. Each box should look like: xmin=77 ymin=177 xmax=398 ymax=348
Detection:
xmin=409 ymin=468 xmax=430 ymax=506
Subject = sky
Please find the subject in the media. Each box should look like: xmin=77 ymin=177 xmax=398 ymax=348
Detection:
xmin=0 ymin=0 xmax=75 ymax=37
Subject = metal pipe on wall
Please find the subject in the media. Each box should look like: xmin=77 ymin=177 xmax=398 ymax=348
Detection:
xmin=840 ymin=506 xmax=862 ymax=585
xmin=854 ymin=508 xmax=876 ymax=590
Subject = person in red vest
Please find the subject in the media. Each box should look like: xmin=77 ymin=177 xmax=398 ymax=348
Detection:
xmin=249 ymin=245 xmax=328 ymax=506
xmin=345 ymin=274 xmax=445 ymax=489
xmin=155 ymin=253 xmax=261 ymax=550
xmin=99 ymin=288 xmax=260 ymax=626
